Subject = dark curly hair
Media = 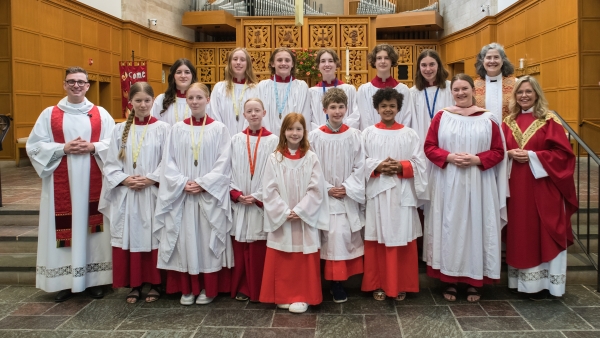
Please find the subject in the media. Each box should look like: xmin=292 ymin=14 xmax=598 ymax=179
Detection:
xmin=372 ymin=87 xmax=404 ymax=111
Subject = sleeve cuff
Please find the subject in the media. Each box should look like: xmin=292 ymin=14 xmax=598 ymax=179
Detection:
xmin=528 ymin=151 xmax=549 ymax=179
xmin=398 ymin=160 xmax=414 ymax=178
xmin=230 ymin=189 xmax=243 ymax=203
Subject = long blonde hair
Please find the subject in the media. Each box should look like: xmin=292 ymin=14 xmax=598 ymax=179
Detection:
xmin=507 ymin=75 xmax=550 ymax=121
xmin=224 ymin=48 xmax=258 ymax=95
xmin=119 ymin=82 xmax=154 ymax=159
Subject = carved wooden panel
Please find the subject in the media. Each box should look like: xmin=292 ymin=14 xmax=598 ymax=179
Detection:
xmin=392 ymin=45 xmax=413 ymax=64
xmin=346 ymin=73 xmax=367 ymax=89
xmin=248 ymin=50 xmax=269 ymax=74
xmin=255 ymin=73 xmax=271 ymax=81
xmin=415 ymin=45 xmax=437 ymax=55
xmin=276 ymin=25 xmax=301 ymax=48
xmin=310 ymin=25 xmax=335 ymax=48
xmin=219 ymin=48 xmax=234 ymax=65
xmin=197 ymin=66 xmax=215 ymax=83
xmin=346 ymin=49 xmax=367 ymax=73
xmin=197 ymin=48 xmax=215 ymax=65
xmin=341 ymin=24 xmax=367 ymax=47
xmin=246 ymin=26 xmax=271 ymax=49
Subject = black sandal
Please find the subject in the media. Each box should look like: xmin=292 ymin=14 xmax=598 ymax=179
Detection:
xmin=466 ymin=287 xmax=481 ymax=303
xmin=126 ymin=287 xmax=141 ymax=304
xmin=443 ymin=285 xmax=457 ymax=302
xmin=145 ymin=285 xmax=161 ymax=303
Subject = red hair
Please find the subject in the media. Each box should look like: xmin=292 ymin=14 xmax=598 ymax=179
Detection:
xmin=275 ymin=113 xmax=309 ymax=155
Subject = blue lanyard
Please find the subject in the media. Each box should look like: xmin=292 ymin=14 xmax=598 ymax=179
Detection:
xmin=322 ymin=79 xmax=338 ymax=121
xmin=274 ymin=76 xmax=293 ymax=119
xmin=425 ymin=87 xmax=440 ymax=120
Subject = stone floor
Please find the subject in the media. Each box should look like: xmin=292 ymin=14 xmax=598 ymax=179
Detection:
xmin=0 ymin=284 xmax=600 ymax=337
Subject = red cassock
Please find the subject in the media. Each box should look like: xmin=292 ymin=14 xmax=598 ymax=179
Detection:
xmin=502 ymin=113 xmax=578 ymax=269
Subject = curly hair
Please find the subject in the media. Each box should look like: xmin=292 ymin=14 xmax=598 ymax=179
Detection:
xmin=372 ymin=87 xmax=404 ymax=111
xmin=367 ymin=44 xmax=399 ymax=68
xmin=474 ymin=43 xmax=515 ymax=79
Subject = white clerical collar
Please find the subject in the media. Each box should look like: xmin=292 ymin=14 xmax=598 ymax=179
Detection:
xmin=486 ymin=74 xmax=502 ymax=83
xmin=522 ymin=107 xmax=534 ymax=114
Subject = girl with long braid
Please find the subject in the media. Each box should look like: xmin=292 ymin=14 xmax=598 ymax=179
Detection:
xmin=100 ymin=82 xmax=170 ymax=303
xmin=152 ymin=58 xmax=201 ymax=125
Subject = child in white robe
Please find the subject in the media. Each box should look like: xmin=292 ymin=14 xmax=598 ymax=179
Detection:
xmin=100 ymin=82 xmax=169 ymax=303
xmin=361 ymin=87 xmax=427 ymax=301
xmin=229 ymin=98 xmax=278 ymax=302
xmin=308 ymin=88 xmax=365 ymax=303
xmin=152 ymin=58 xmax=203 ymax=126
xmin=210 ymin=48 xmax=260 ymax=136
xmin=308 ymin=48 xmax=361 ymax=130
xmin=155 ymin=82 xmax=233 ymax=306
xmin=260 ymin=113 xmax=329 ymax=314
xmin=257 ymin=47 xmax=311 ymax=136
xmin=357 ymin=44 xmax=414 ymax=131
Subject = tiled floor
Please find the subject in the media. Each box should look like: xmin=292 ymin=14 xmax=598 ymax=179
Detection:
xmin=0 ymin=163 xmax=41 ymax=211
xmin=0 ymin=285 xmax=599 ymax=337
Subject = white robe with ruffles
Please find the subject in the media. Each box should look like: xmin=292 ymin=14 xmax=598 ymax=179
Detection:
xmin=257 ymin=79 xmax=311 ymax=136
xmin=362 ymin=126 xmax=427 ymax=246
xmin=357 ymin=82 xmax=413 ymax=131
xmin=155 ymin=119 xmax=233 ymax=274
xmin=308 ymin=84 xmax=361 ymax=130
xmin=308 ymin=127 xmax=365 ymax=260
xmin=99 ymin=120 xmax=170 ymax=252
xmin=262 ymin=150 xmax=329 ymax=254
xmin=424 ymin=111 xmax=508 ymax=280
xmin=230 ymin=131 xmax=279 ymax=242
xmin=210 ymin=81 xmax=260 ymax=137
xmin=27 ymin=97 xmax=115 ymax=292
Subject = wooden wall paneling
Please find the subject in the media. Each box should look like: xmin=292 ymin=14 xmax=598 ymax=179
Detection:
xmin=454 ymin=38 xmax=466 ymax=61
xmin=0 ymin=61 xmax=10 ymax=93
xmin=130 ymin=32 xmax=141 ymax=59
xmin=0 ymin=0 xmax=9 ymax=25
xmin=557 ymin=88 xmax=578 ymax=122
xmin=526 ymin=3 xmax=541 ymax=37
xmin=12 ymin=0 xmax=39 ymax=32
xmin=464 ymin=57 xmax=477 ymax=78
xmin=560 ymin=0 xmax=578 ymax=25
xmin=13 ymin=29 xmax=40 ymax=62
xmin=541 ymin=29 xmax=558 ymax=61
xmin=173 ymin=45 xmax=184 ymax=60
xmin=513 ymin=12 xmax=527 ymax=43
xmin=0 ymin=27 xmax=8 ymax=59
xmin=514 ymin=42 xmax=526 ymax=66
xmin=98 ymin=50 xmax=111 ymax=74
xmin=540 ymin=60 xmax=557 ymax=89
xmin=40 ymin=66 xmax=64 ymax=94
xmin=13 ymin=62 xmax=40 ymax=93
xmin=40 ymin=1 xmax=63 ymax=38
xmin=581 ymin=88 xmax=600 ymax=119
xmin=40 ymin=95 xmax=61 ymax=112
xmin=496 ymin=22 xmax=506 ymax=46
xmin=111 ymin=27 xmax=121 ymax=54
xmin=581 ymin=54 xmax=600 ymax=86
xmin=40 ymin=36 xmax=63 ymax=65
xmin=97 ymin=23 xmax=111 ymax=51
xmin=82 ymin=46 xmax=98 ymax=72
xmin=581 ymin=20 xmax=600 ymax=52
xmin=64 ymin=41 xmax=82 ymax=69
xmin=161 ymin=42 xmax=174 ymax=64
xmin=14 ymin=93 xmax=41 ymax=125
xmin=581 ymin=0 xmax=600 ymax=18
xmin=147 ymin=39 xmax=162 ymax=61
xmin=0 ymin=93 xmax=11 ymax=118
xmin=147 ymin=61 xmax=162 ymax=82
xmin=81 ymin=17 xmax=98 ymax=48
xmin=63 ymin=10 xmax=81 ymax=43
xmin=558 ymin=22 xmax=578 ymax=56
xmin=557 ymin=55 xmax=578 ymax=88
xmin=539 ymin=0 xmax=558 ymax=32
xmin=139 ymin=36 xmax=148 ymax=59
xmin=526 ymin=36 xmax=541 ymax=64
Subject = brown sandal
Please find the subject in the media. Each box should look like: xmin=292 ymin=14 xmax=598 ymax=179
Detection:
xmin=443 ymin=286 xmax=457 ymax=302
xmin=466 ymin=287 xmax=480 ymax=303
xmin=395 ymin=292 xmax=406 ymax=301
xmin=126 ymin=288 xmax=141 ymax=304
xmin=373 ymin=289 xmax=386 ymax=301
xmin=145 ymin=287 xmax=161 ymax=303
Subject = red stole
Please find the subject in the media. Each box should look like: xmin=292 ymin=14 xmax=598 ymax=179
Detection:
xmin=51 ymin=106 xmax=104 ymax=248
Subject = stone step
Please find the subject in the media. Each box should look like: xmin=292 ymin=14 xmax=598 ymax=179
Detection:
xmin=0 ymin=225 xmax=38 ymax=254
xmin=0 ymin=215 xmax=39 ymax=227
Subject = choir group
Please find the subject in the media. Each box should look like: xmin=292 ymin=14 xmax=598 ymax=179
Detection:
xmin=27 ymin=42 xmax=577 ymax=313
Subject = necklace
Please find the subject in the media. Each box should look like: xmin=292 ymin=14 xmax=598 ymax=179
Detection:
xmin=131 ymin=116 xmax=152 ymax=169
xmin=174 ymin=100 xmax=189 ymax=123
xmin=425 ymin=87 xmax=440 ymax=120
xmin=232 ymin=82 xmax=248 ymax=121
xmin=190 ymin=115 xmax=207 ymax=166
xmin=246 ymin=128 xmax=263 ymax=179
xmin=322 ymin=79 xmax=338 ymax=121
xmin=273 ymin=75 xmax=293 ymax=119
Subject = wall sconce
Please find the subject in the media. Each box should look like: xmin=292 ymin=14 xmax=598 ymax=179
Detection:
xmin=519 ymin=58 xmax=526 ymax=70
xmin=149 ymin=19 xmax=158 ymax=26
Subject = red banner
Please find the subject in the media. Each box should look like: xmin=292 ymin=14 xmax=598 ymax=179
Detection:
xmin=119 ymin=61 xmax=148 ymax=118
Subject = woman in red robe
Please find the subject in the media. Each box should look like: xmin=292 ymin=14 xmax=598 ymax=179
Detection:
xmin=502 ymin=75 xmax=577 ymax=300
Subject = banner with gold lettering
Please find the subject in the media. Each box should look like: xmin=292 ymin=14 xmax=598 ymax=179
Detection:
xmin=119 ymin=61 xmax=148 ymax=118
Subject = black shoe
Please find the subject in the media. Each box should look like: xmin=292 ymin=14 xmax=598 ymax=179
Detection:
xmin=55 ymin=289 xmax=73 ymax=303
xmin=529 ymin=290 xmax=549 ymax=301
xmin=330 ymin=282 xmax=347 ymax=303
xmin=87 ymin=286 xmax=104 ymax=299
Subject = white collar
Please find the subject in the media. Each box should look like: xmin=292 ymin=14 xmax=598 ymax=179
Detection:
xmin=522 ymin=107 xmax=534 ymax=114
xmin=485 ymin=74 xmax=502 ymax=83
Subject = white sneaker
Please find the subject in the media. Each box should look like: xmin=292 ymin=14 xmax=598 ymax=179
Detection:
xmin=180 ymin=293 xmax=195 ymax=305
xmin=289 ymin=302 xmax=308 ymax=313
xmin=277 ymin=303 xmax=291 ymax=309
xmin=195 ymin=289 xmax=214 ymax=305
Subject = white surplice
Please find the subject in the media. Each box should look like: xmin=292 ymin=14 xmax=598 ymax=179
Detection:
xmin=424 ymin=111 xmax=508 ymax=280
xmin=210 ymin=81 xmax=260 ymax=137
xmin=308 ymin=84 xmax=361 ymax=130
xmin=99 ymin=120 xmax=170 ymax=252
xmin=257 ymin=78 xmax=311 ymax=136
xmin=362 ymin=126 xmax=427 ymax=246
xmin=152 ymin=94 xmax=212 ymax=126
xmin=308 ymin=127 xmax=365 ymax=260
xmin=409 ymin=81 xmax=453 ymax=143
xmin=357 ymin=82 xmax=413 ymax=131
xmin=155 ymin=119 xmax=233 ymax=274
xmin=230 ymin=130 xmax=279 ymax=242
xmin=262 ymin=150 xmax=329 ymax=254
xmin=27 ymin=97 xmax=115 ymax=292
xmin=485 ymin=74 xmax=504 ymax=122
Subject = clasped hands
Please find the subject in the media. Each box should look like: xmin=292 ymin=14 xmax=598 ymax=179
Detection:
xmin=183 ymin=181 xmax=204 ymax=195
xmin=122 ymin=176 xmax=156 ymax=191
xmin=64 ymin=136 xmax=95 ymax=155
xmin=328 ymin=186 xmax=346 ymax=199
xmin=375 ymin=157 xmax=402 ymax=176
xmin=507 ymin=149 xmax=530 ymax=164
xmin=237 ymin=195 xmax=257 ymax=205
xmin=447 ymin=153 xmax=481 ymax=168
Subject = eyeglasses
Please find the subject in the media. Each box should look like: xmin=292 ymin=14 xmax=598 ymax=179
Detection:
xmin=65 ymin=80 xmax=89 ymax=87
